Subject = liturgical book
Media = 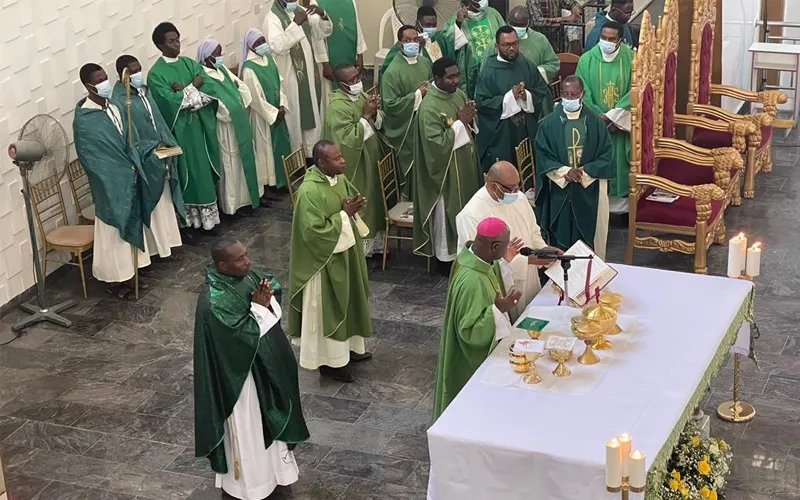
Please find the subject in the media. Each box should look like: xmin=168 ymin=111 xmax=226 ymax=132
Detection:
xmin=544 ymin=240 xmax=617 ymax=307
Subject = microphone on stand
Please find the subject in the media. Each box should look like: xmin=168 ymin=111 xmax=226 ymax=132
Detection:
xmin=519 ymin=247 xmax=562 ymax=259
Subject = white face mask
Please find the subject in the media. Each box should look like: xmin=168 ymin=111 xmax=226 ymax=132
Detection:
xmin=130 ymin=72 xmax=145 ymax=89
xmin=254 ymin=43 xmax=271 ymax=57
xmin=513 ymin=26 xmax=528 ymax=39
xmin=285 ymin=1 xmax=298 ymax=13
xmin=561 ymin=97 xmax=582 ymax=113
xmin=91 ymin=80 xmax=113 ymax=99
xmin=598 ymin=39 xmax=619 ymax=55
xmin=345 ymin=80 xmax=363 ymax=96
xmin=499 ymin=191 xmax=518 ymax=205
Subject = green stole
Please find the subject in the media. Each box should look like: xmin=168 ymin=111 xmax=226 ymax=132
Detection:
xmin=194 ymin=266 xmax=309 ymax=473
xmin=272 ymin=2 xmax=321 ymax=130
xmin=316 ymin=0 xmax=358 ymax=70
xmin=242 ymin=58 xmax=291 ymax=189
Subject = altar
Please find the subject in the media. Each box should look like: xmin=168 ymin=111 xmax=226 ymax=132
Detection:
xmin=426 ymin=264 xmax=753 ymax=500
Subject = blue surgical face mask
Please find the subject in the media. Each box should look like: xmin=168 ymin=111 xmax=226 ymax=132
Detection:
xmin=212 ymin=56 xmax=224 ymax=69
xmin=130 ymin=72 xmax=144 ymax=89
xmin=285 ymin=1 xmax=298 ymax=13
xmin=500 ymin=191 xmax=518 ymax=205
xmin=598 ymin=39 xmax=619 ymax=55
xmin=561 ymin=97 xmax=582 ymax=113
xmin=254 ymin=43 xmax=271 ymax=56
xmin=402 ymin=42 xmax=420 ymax=58
xmin=477 ymin=0 xmax=489 ymax=11
xmin=91 ymin=80 xmax=112 ymax=99
xmin=423 ymin=27 xmax=438 ymax=37
xmin=513 ymin=26 xmax=528 ymax=39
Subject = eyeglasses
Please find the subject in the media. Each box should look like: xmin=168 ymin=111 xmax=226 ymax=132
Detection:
xmin=492 ymin=181 xmax=520 ymax=194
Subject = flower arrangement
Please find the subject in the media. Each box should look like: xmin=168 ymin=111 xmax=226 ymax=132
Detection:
xmin=661 ymin=421 xmax=733 ymax=500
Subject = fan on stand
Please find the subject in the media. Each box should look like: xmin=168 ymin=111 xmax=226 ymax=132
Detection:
xmin=393 ymin=0 xmax=463 ymax=26
xmin=7 ymin=114 xmax=76 ymax=332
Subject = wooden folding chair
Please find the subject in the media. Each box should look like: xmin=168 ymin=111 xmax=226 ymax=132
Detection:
xmin=281 ymin=148 xmax=307 ymax=206
xmin=66 ymin=159 xmax=96 ymax=225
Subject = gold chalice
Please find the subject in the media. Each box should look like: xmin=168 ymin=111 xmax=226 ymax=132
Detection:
xmin=522 ymin=351 xmax=543 ymax=384
xmin=581 ymin=304 xmax=618 ymax=350
xmin=598 ymin=291 xmax=623 ymax=334
xmin=509 ymin=346 xmax=531 ymax=374
xmin=549 ymin=348 xmax=573 ymax=377
xmin=571 ymin=319 xmax=604 ymax=365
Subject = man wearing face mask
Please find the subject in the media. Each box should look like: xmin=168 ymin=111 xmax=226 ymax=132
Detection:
xmin=196 ymin=39 xmax=261 ymax=218
xmin=381 ymin=25 xmax=433 ymax=199
xmin=321 ymin=64 xmax=386 ymax=257
xmin=534 ymin=75 xmax=614 ymax=258
xmin=585 ymin=0 xmax=636 ymax=52
xmin=456 ymin=161 xmax=562 ymax=322
xmin=475 ymin=26 xmax=553 ymax=173
xmin=503 ymin=6 xmax=560 ymax=83
xmin=239 ymin=28 xmax=292 ymax=203
xmin=575 ymin=21 xmax=632 ymax=216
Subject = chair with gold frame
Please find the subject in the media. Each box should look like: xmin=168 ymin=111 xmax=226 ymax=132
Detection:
xmin=30 ymin=174 xmax=94 ymax=298
xmin=685 ymin=0 xmax=787 ymax=199
xmin=66 ymin=159 xmax=96 ymax=224
xmin=514 ymin=137 xmax=535 ymax=194
xmin=282 ymin=148 xmax=307 ymax=206
xmin=625 ymin=13 xmax=728 ymax=275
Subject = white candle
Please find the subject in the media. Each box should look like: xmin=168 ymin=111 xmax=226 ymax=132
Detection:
xmin=746 ymin=242 xmax=762 ymax=277
xmin=606 ymin=438 xmax=622 ymax=488
xmin=629 ymin=450 xmax=647 ymax=489
xmin=617 ymin=433 xmax=632 ymax=477
xmin=727 ymin=233 xmax=746 ymax=278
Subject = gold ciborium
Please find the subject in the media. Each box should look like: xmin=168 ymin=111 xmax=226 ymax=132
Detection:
xmin=509 ymin=346 xmax=531 ymax=374
xmin=598 ymin=291 xmax=623 ymax=334
xmin=522 ymin=351 xmax=543 ymax=384
xmin=581 ymin=303 xmax=618 ymax=350
xmin=549 ymin=348 xmax=573 ymax=377
xmin=572 ymin=319 xmax=604 ymax=365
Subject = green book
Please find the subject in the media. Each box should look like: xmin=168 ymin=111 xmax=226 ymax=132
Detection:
xmin=517 ymin=317 xmax=550 ymax=331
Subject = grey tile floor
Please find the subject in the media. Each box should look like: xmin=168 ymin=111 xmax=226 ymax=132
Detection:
xmin=1 ymin=129 xmax=799 ymax=499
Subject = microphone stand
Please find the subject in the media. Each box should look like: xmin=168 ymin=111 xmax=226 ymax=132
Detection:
xmin=551 ymin=254 xmax=594 ymax=307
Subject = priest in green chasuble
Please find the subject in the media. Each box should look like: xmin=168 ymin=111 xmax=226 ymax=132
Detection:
xmin=322 ymin=64 xmax=387 ymax=257
xmin=288 ymin=141 xmax=373 ymax=383
xmin=575 ymin=21 xmax=632 ymax=214
xmin=239 ymin=29 xmax=291 ymax=201
xmin=148 ymin=22 xmax=221 ymax=236
xmin=381 ymin=25 xmax=433 ymax=199
xmin=413 ymin=57 xmax=482 ymax=266
xmin=506 ymin=6 xmax=560 ymax=83
xmin=433 ymin=217 xmax=521 ymax=419
xmin=475 ymin=26 xmax=553 ymax=173
xmin=194 ymin=239 xmax=309 ymax=500
xmin=535 ymin=76 xmax=614 ymax=258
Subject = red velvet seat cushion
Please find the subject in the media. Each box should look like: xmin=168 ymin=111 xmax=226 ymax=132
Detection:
xmin=692 ymin=128 xmax=733 ymax=149
xmin=636 ymin=187 xmax=724 ymax=227
xmin=658 ymin=158 xmax=738 ymax=186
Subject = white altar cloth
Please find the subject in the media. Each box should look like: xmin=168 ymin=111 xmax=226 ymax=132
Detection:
xmin=427 ymin=264 xmax=753 ymax=500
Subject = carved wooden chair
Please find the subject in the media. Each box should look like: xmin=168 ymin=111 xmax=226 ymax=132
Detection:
xmin=281 ymin=148 xmax=307 ymax=207
xmin=624 ymin=14 xmax=727 ymax=275
xmin=66 ymin=159 xmax=96 ymax=224
xmin=686 ymin=0 xmax=786 ymax=199
xmin=550 ymin=53 xmax=581 ymax=101
xmin=514 ymin=137 xmax=535 ymax=194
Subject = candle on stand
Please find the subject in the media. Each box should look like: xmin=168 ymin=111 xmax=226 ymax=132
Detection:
xmin=629 ymin=450 xmax=647 ymax=489
xmin=606 ymin=438 xmax=622 ymax=489
xmin=746 ymin=242 xmax=762 ymax=277
xmin=727 ymin=233 xmax=747 ymax=278
xmin=617 ymin=433 xmax=632 ymax=478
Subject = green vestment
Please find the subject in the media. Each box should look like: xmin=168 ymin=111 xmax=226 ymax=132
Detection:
xmin=483 ymin=29 xmax=560 ymax=83
xmin=110 ymin=82 xmax=186 ymax=224
xmin=380 ymin=53 xmax=433 ymax=199
xmin=201 ymin=67 xmax=260 ymax=208
xmin=194 ymin=266 xmax=309 ymax=473
xmin=475 ymin=54 xmax=553 ymax=172
xmin=321 ymin=90 xmax=387 ymax=239
xmin=242 ymin=58 xmax=291 ymax=190
xmin=443 ymin=8 xmax=505 ymax=98
xmin=433 ymin=244 xmax=505 ymax=419
xmin=73 ymin=99 xmax=147 ymax=250
xmin=317 ymin=0 xmax=359 ymax=90
xmin=379 ymin=25 xmax=467 ymax=90
xmin=534 ymin=105 xmax=613 ymax=252
xmin=412 ymin=86 xmax=482 ymax=258
xmin=287 ymin=166 xmax=373 ymax=342
xmin=575 ymin=45 xmax=633 ymax=197
xmin=147 ymin=56 xmax=220 ymax=217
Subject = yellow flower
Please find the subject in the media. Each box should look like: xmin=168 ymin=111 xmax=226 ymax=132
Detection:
xmin=719 ymin=440 xmax=728 ymax=451
xmin=670 ymin=470 xmax=681 ymax=481
xmin=708 ymin=490 xmax=718 ymax=500
xmin=691 ymin=435 xmax=701 ymax=447
xmin=697 ymin=459 xmax=711 ymax=475
xmin=669 ymin=479 xmax=680 ymax=491
xmin=680 ymin=484 xmax=690 ymax=498
xmin=699 ymin=486 xmax=711 ymax=498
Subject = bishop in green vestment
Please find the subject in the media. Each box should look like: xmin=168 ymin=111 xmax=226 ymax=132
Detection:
xmin=413 ymin=57 xmax=483 ymax=264
xmin=148 ymin=22 xmax=221 ymax=232
xmin=433 ymin=217 xmax=521 ymax=419
xmin=575 ymin=22 xmax=633 ymax=212
xmin=475 ymin=26 xmax=553 ymax=173
xmin=381 ymin=25 xmax=433 ymax=199
xmin=535 ymin=76 xmax=614 ymax=258
xmin=288 ymin=141 xmax=373 ymax=383
xmin=194 ymin=239 xmax=309 ymax=499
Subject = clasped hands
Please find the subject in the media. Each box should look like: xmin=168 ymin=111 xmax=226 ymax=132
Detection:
xmin=251 ymin=279 xmax=274 ymax=309
xmin=511 ymin=82 xmax=527 ymax=101
xmin=504 ymin=237 xmax=565 ymax=266
xmin=362 ymin=94 xmax=381 ymax=121
xmin=342 ymin=195 xmax=367 ymax=217
xmin=171 ymin=75 xmax=204 ymax=92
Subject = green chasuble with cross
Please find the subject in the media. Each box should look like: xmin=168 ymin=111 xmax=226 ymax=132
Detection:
xmin=442 ymin=8 xmax=504 ymax=98
xmin=321 ymin=90 xmax=387 ymax=239
xmin=147 ymin=56 xmax=220 ymax=214
xmin=475 ymin=54 xmax=553 ymax=172
xmin=193 ymin=266 xmax=309 ymax=473
xmin=481 ymin=28 xmax=561 ymax=83
xmin=534 ymin=105 xmax=613 ymax=252
xmin=575 ymin=45 xmax=632 ymax=197
xmin=380 ymin=53 xmax=433 ymax=199
xmin=287 ymin=166 xmax=373 ymax=342
xmin=317 ymin=0 xmax=359 ymax=89
xmin=433 ymin=244 xmax=505 ymax=419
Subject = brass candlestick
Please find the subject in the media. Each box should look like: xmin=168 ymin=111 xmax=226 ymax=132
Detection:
xmin=582 ymin=304 xmax=618 ymax=350
xmin=607 ymin=478 xmax=645 ymax=499
xmin=572 ymin=319 xmax=604 ymax=365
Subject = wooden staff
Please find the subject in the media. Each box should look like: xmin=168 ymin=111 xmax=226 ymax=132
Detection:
xmin=121 ymin=67 xmax=139 ymax=300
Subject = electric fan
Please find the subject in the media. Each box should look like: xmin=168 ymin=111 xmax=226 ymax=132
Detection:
xmin=393 ymin=0 xmax=463 ymax=26
xmin=7 ymin=114 xmax=76 ymax=332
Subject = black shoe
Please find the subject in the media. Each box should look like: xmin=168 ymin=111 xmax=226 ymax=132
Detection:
xmin=319 ymin=365 xmax=356 ymax=383
xmin=435 ymin=260 xmax=453 ymax=277
xmin=180 ymin=228 xmax=203 ymax=246
xmin=237 ymin=206 xmax=256 ymax=217
xmin=349 ymin=351 xmax=373 ymax=363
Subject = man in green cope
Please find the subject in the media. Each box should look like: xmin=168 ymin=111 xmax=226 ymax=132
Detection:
xmin=433 ymin=217 xmax=521 ymax=419
xmin=322 ymin=64 xmax=387 ymax=257
xmin=194 ymin=238 xmax=309 ymax=499
xmin=575 ymin=21 xmax=633 ymax=215
xmin=413 ymin=57 xmax=482 ymax=269
xmin=381 ymin=24 xmax=433 ymax=199
xmin=475 ymin=26 xmax=553 ymax=173
xmin=535 ymin=76 xmax=614 ymax=258
xmin=147 ymin=22 xmax=221 ymax=239
xmin=288 ymin=141 xmax=373 ymax=383
xmin=506 ymin=6 xmax=560 ymax=83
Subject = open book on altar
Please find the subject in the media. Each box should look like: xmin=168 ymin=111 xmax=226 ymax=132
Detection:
xmin=544 ymin=240 xmax=618 ymax=307
xmin=154 ymin=146 xmax=183 ymax=159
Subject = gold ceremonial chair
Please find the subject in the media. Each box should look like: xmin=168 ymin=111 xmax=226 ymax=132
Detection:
xmin=282 ymin=148 xmax=307 ymax=207
xmin=625 ymin=13 xmax=728 ymax=274
xmin=514 ymin=137 xmax=535 ymax=194
xmin=66 ymin=159 xmax=96 ymax=224
xmin=30 ymin=174 xmax=94 ymax=298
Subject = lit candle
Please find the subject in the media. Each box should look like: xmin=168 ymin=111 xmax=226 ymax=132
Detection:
xmin=746 ymin=242 xmax=762 ymax=277
xmin=727 ymin=233 xmax=746 ymax=278
xmin=629 ymin=450 xmax=647 ymax=489
xmin=617 ymin=433 xmax=632 ymax=477
xmin=606 ymin=438 xmax=622 ymax=488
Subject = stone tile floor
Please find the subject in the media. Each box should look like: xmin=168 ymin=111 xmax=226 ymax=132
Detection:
xmin=0 ymin=129 xmax=799 ymax=499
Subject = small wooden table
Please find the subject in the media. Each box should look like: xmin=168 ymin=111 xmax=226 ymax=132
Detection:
xmin=749 ymin=42 xmax=800 ymax=130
